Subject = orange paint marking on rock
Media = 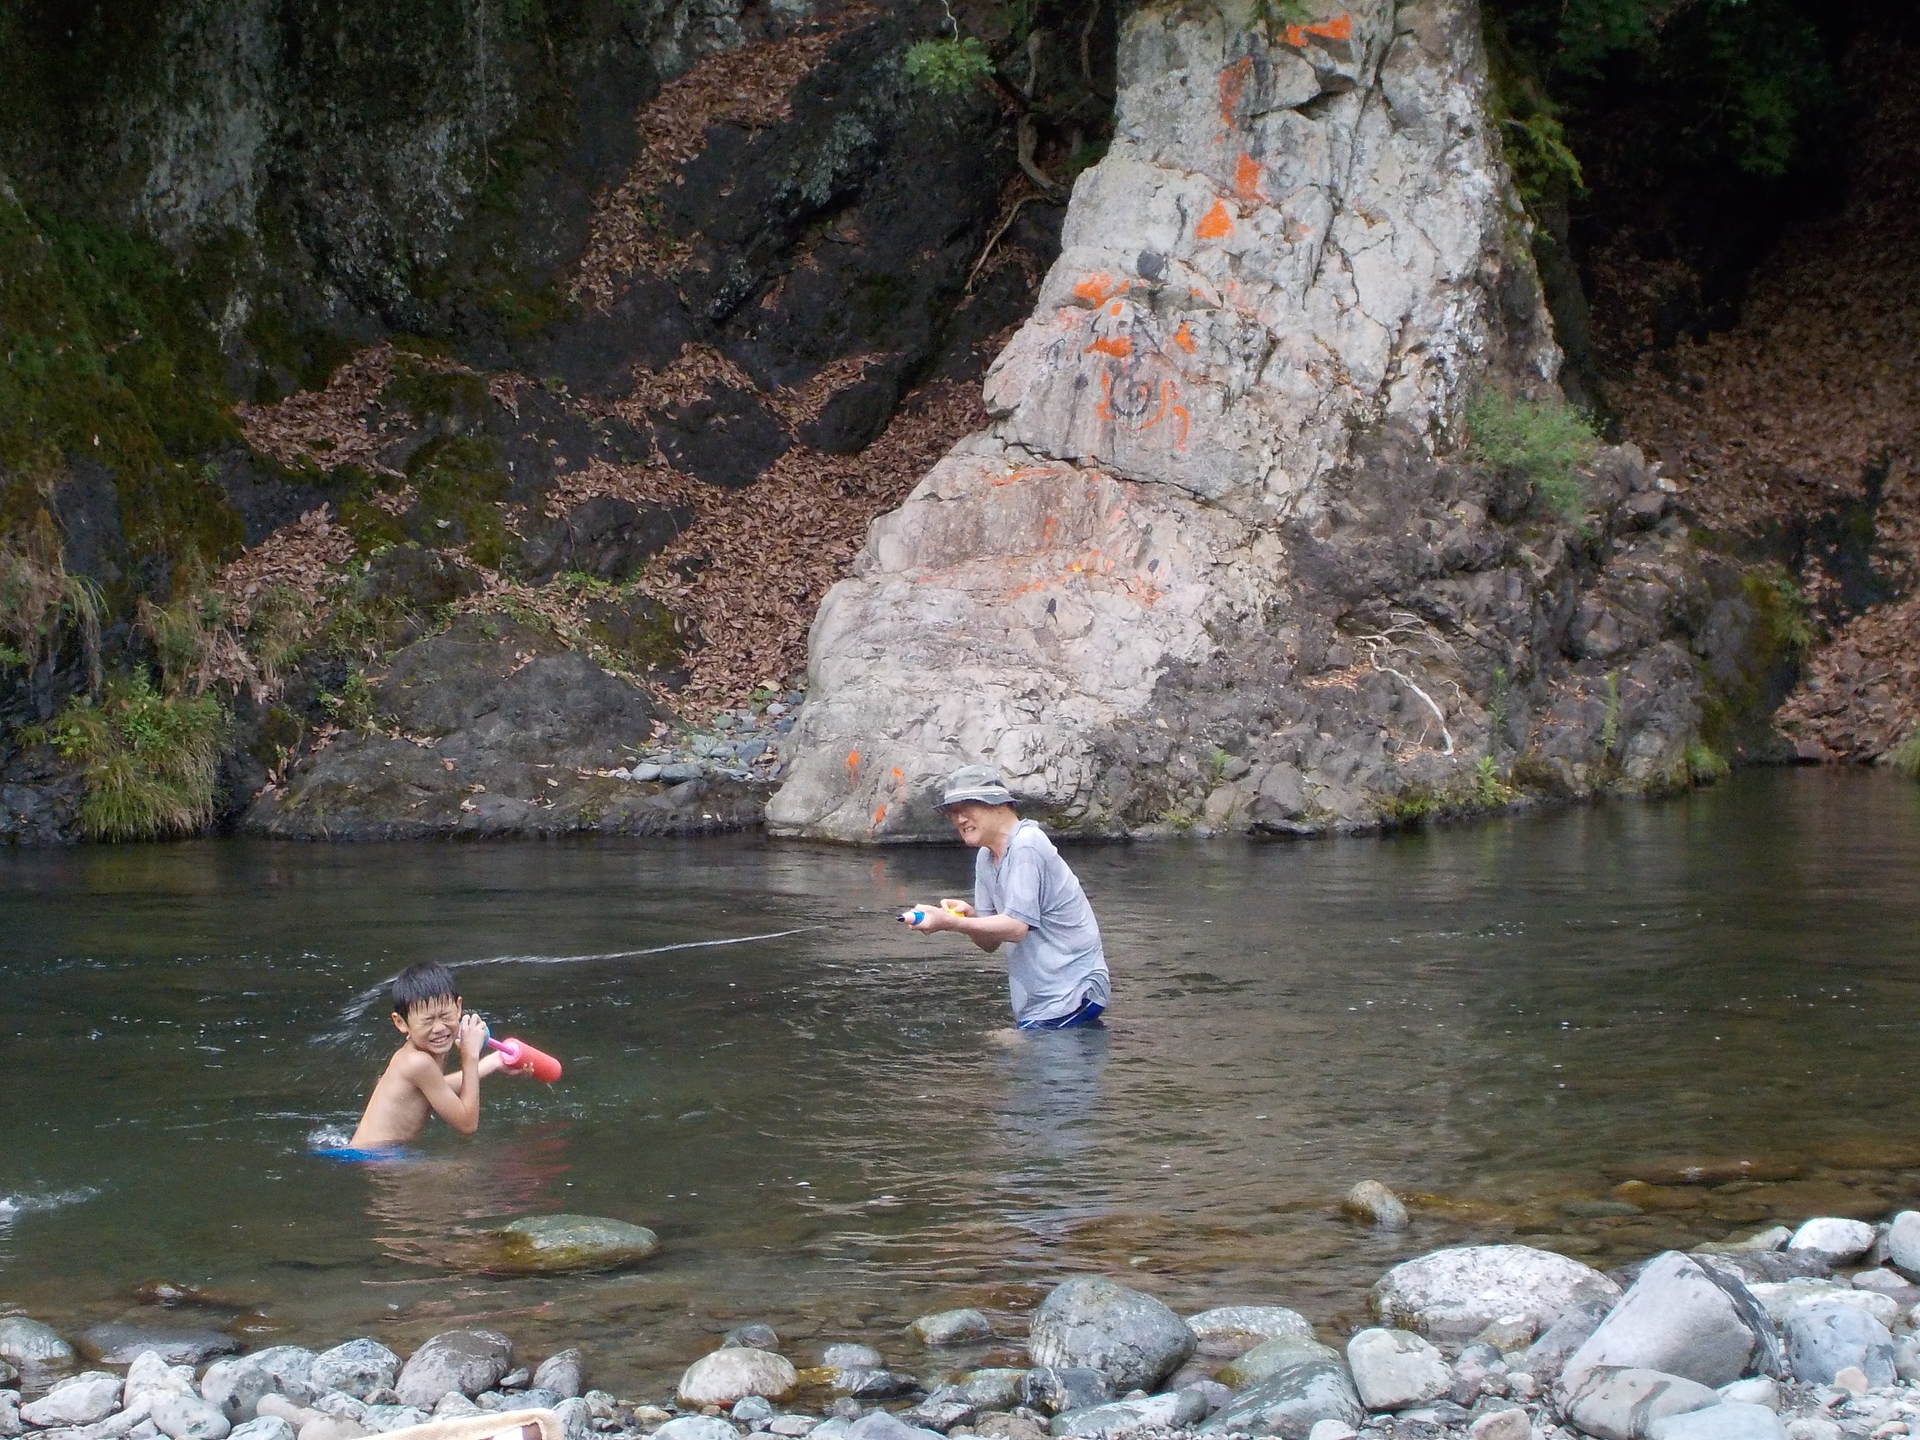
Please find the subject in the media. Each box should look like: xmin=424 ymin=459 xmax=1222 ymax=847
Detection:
xmin=1195 ymin=199 xmax=1234 ymax=240
xmin=1172 ymin=321 xmax=1196 ymax=352
xmin=1217 ymin=56 xmax=1253 ymax=129
xmin=1171 ymin=403 xmax=1191 ymax=449
xmin=871 ymin=804 xmax=887 ymax=827
xmin=1108 ymin=301 xmax=1124 ymax=316
xmin=1085 ymin=335 xmax=1133 ymax=357
xmin=1234 ymin=152 xmax=1265 ymax=203
xmin=1284 ymin=11 xmax=1353 ymax=46
xmin=846 ymin=749 xmax=861 ymax=771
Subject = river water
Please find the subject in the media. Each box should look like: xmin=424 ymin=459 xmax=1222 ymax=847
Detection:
xmin=4 ymin=768 xmax=1920 ymax=1392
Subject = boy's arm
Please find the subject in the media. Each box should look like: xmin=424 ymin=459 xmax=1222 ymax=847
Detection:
xmin=448 ymin=1050 xmax=533 ymax=1093
xmin=408 ymin=1015 xmax=486 ymax=1133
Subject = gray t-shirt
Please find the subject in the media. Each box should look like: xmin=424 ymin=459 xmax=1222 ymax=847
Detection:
xmin=974 ymin=819 xmax=1111 ymax=1024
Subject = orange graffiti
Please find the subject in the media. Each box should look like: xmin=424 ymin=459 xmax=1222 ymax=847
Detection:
xmin=1196 ymin=199 xmax=1234 ymax=240
xmin=890 ymin=767 xmax=904 ymax=784
xmin=1172 ymin=321 xmax=1196 ymax=352
xmin=1234 ymin=152 xmax=1264 ymax=203
xmin=1171 ymin=403 xmax=1191 ymax=449
xmin=1086 ymin=335 xmax=1133 ymax=357
xmin=1283 ymin=11 xmax=1353 ymax=46
xmin=872 ymin=804 xmax=887 ymax=826
xmin=1073 ymin=273 xmax=1128 ymax=305
xmin=1108 ymin=301 xmax=1123 ymax=316
xmin=846 ymin=749 xmax=861 ymax=771
xmin=1217 ymin=56 xmax=1253 ymax=129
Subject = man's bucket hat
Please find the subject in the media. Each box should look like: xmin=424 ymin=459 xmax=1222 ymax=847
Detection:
xmin=941 ymin=764 xmax=1014 ymax=808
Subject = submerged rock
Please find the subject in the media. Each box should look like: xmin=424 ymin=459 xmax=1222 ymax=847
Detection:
xmin=81 ymin=1329 xmax=236 ymax=1367
xmin=1342 ymin=1183 xmax=1410 ymax=1232
xmin=1027 ymin=1277 xmax=1196 ymax=1392
xmin=724 ymin=1327 xmax=781 ymax=1353
xmin=394 ymin=1332 xmax=514 ymax=1409
xmin=908 ymin=1311 xmax=994 ymax=1348
xmin=1372 ymin=1246 xmax=1620 ymax=1342
xmin=486 ymin=1215 xmax=660 ymax=1275
xmin=819 ymin=1345 xmax=882 ymax=1370
xmin=677 ymin=1349 xmax=798 ymax=1406
xmin=0 ymin=1317 xmax=76 ymax=1369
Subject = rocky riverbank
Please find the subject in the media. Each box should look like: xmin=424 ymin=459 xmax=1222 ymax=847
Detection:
xmin=13 ymin=1196 xmax=1920 ymax=1440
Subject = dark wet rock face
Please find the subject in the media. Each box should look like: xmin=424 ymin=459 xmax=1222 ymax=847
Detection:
xmin=243 ymin=615 xmax=766 ymax=839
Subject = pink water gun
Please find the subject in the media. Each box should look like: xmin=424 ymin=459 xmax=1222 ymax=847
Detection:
xmin=483 ymin=1026 xmax=563 ymax=1083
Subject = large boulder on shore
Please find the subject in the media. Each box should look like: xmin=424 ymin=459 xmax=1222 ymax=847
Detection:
xmin=1345 ymin=1330 xmax=1450 ymax=1411
xmin=1783 ymin=1300 xmax=1894 ymax=1386
xmin=1561 ymin=1367 xmax=1721 ymax=1440
xmin=1371 ymin=1246 xmax=1620 ymax=1342
xmin=394 ymin=1331 xmax=513 ymax=1408
xmin=1198 ymin=1353 xmax=1362 ymax=1439
xmin=676 ymin=1347 xmax=798 ymax=1406
xmin=1028 ymin=1277 xmax=1197 ymax=1392
xmin=485 ymin=1215 xmax=660 ymax=1275
xmin=1560 ymin=1251 xmax=1779 ymax=1394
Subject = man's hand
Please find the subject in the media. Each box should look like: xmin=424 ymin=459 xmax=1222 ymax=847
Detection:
xmin=940 ymin=898 xmax=976 ymax=917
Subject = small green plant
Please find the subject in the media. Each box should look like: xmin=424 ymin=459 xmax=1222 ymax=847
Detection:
xmin=319 ymin=671 xmax=380 ymax=730
xmin=1686 ymin=739 xmax=1731 ymax=783
xmin=1205 ymin=747 xmax=1232 ymax=782
xmin=1889 ymin=730 xmax=1920 ymax=780
xmin=904 ymin=35 xmax=995 ymax=96
xmin=1465 ymin=390 xmax=1600 ymax=528
xmin=35 ymin=673 xmax=228 ymax=840
xmin=0 ymin=513 xmax=104 ymax=691
xmin=1472 ymin=756 xmax=1514 ymax=807
xmin=1600 ymin=670 xmax=1621 ymax=751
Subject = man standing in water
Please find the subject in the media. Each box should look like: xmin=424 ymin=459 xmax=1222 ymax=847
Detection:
xmin=905 ymin=765 xmax=1111 ymax=1029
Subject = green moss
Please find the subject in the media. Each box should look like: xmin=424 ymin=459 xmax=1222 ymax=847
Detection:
xmin=1699 ymin=562 xmax=1813 ymax=753
xmin=403 ymin=434 xmax=511 ymax=566
xmin=1889 ymin=730 xmax=1920 ymax=780
xmin=32 ymin=671 xmax=228 ymax=840
xmin=1685 ymin=739 xmax=1731 ymax=783
xmin=381 ymin=353 xmax=489 ymax=421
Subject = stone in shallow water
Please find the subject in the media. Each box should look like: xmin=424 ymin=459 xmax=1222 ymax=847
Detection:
xmin=1341 ymin=1183 xmax=1409 ymax=1232
xmin=1027 ymin=1278 xmax=1195 ymax=1393
xmin=828 ymin=1369 xmax=917 ymax=1400
xmin=819 ymin=1346 xmax=882 ymax=1371
xmin=928 ymin=1370 xmax=1026 ymax=1411
xmin=486 ymin=1215 xmax=659 ymax=1275
xmin=1020 ymin=1369 xmax=1114 ymax=1417
xmin=725 ymin=1327 xmax=781 ymax=1353
xmin=83 ymin=1328 xmax=238 ymax=1367
xmin=1372 ymin=1247 xmax=1620 ymax=1343
xmin=678 ymin=1349 xmax=798 ymax=1407
xmin=908 ymin=1312 xmax=993 ymax=1348
xmin=0 ymin=1316 xmax=75 ymax=1369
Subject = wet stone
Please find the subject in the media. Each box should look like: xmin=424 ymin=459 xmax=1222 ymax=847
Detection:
xmin=0 ymin=1317 xmax=75 ymax=1370
xmin=1027 ymin=1278 xmax=1196 ymax=1393
xmin=725 ymin=1328 xmax=782 ymax=1353
xmin=487 ymin=1216 xmax=659 ymax=1275
xmin=909 ymin=1313 xmax=994 ymax=1349
xmin=1185 ymin=1308 xmax=1314 ymax=1359
xmin=22 ymin=1374 xmax=124 ymax=1428
xmin=82 ymin=1329 xmax=237 ymax=1367
xmin=1020 ymin=1369 xmax=1114 ymax=1417
xmin=679 ymin=1350 xmax=798 ymax=1407
xmin=820 ymin=1347 xmax=882 ymax=1371
xmin=533 ymin=1351 xmax=586 ymax=1400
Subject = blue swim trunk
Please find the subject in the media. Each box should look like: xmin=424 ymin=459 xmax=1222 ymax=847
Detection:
xmin=311 ymin=1145 xmax=414 ymax=1163
xmin=1017 ymin=997 xmax=1107 ymax=1031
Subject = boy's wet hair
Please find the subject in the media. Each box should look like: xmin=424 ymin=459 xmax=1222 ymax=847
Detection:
xmin=391 ymin=962 xmax=461 ymax=1019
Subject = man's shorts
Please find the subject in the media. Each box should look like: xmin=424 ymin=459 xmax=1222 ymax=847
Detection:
xmin=1017 ymin=996 xmax=1107 ymax=1031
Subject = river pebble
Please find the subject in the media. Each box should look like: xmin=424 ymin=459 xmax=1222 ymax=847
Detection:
xmin=1372 ymin=1246 xmax=1621 ymax=1342
xmin=1562 ymin=1366 xmax=1721 ymax=1440
xmin=1789 ymin=1221 xmax=1878 ymax=1263
xmin=148 ymin=1391 xmax=232 ymax=1440
xmin=226 ymin=1419 xmax=292 ymax=1440
xmin=1184 ymin=1309 xmax=1313 ymax=1360
xmin=908 ymin=1314 xmax=993 ymax=1349
xmin=723 ymin=1330 xmax=780 ymax=1354
xmin=1342 ymin=1183 xmax=1410 ymax=1232
xmin=1648 ymin=1403 xmax=1789 ymax=1440
xmin=654 ymin=1420 xmax=741 ymax=1440
xmin=1021 ymin=1369 xmax=1114 ymax=1416
xmin=535 ymin=1352 xmax=587 ymax=1401
xmin=1784 ymin=1300 xmax=1895 ymax=1386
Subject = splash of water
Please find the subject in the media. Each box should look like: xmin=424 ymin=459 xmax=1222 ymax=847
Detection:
xmin=0 ymin=1186 xmax=101 ymax=1226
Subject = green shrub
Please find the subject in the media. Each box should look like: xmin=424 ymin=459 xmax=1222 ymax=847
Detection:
xmin=36 ymin=673 xmax=228 ymax=840
xmin=1465 ymin=390 xmax=1600 ymax=528
xmin=904 ymin=36 xmax=995 ymax=96
xmin=1472 ymin=756 xmax=1514 ymax=807
xmin=1891 ymin=730 xmax=1920 ymax=780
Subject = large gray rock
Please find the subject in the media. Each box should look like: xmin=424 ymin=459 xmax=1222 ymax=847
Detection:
xmin=1559 ymin=1252 xmax=1777 ymax=1394
xmin=1782 ymin=1301 xmax=1894 ymax=1387
xmin=1648 ymin=1406 xmax=1787 ymax=1440
xmin=310 ymin=1342 xmax=400 ymax=1401
xmin=1049 ymin=1392 xmax=1207 ymax=1440
xmin=552 ymin=1397 xmax=590 ymax=1440
xmin=1219 ymin=1339 xmax=1342 ymax=1390
xmin=1345 ymin=1331 xmax=1450 ymax=1412
xmin=1523 ymin=1301 xmax=1613 ymax=1387
xmin=1560 ymin=1368 xmax=1721 ymax=1440
xmin=1199 ymin=1355 xmax=1363 ymax=1439
xmin=201 ymin=1349 xmax=320 ymax=1422
xmin=1186 ymin=1309 xmax=1314 ymax=1358
xmin=767 ymin=0 xmax=1575 ymax=847
xmin=0 ymin=1391 xmax=19 ymax=1440
xmin=532 ymin=1351 xmax=585 ymax=1400
xmin=676 ymin=1349 xmax=798 ymax=1406
xmin=1027 ymin=1278 xmax=1197 ymax=1392
xmin=394 ymin=1332 xmax=513 ymax=1409
xmin=1373 ymin=1247 xmax=1621 ymax=1343
xmin=23 ymin=1374 xmax=124 ymax=1428
xmin=0 ymin=1317 xmax=75 ymax=1369
xmin=150 ymin=1393 xmax=233 ymax=1440
xmin=486 ymin=1215 xmax=659 ymax=1275
xmin=1786 ymin=1220 xmax=1874 ymax=1263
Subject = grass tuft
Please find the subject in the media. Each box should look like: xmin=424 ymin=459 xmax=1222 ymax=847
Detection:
xmin=1891 ymin=730 xmax=1920 ymax=780
xmin=35 ymin=673 xmax=228 ymax=840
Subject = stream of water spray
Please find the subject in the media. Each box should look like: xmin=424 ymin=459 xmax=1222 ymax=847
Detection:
xmin=329 ymin=925 xmax=829 ymax=1029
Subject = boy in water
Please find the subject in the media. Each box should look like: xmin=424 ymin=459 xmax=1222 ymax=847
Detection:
xmin=349 ymin=962 xmax=531 ymax=1148
xmin=905 ymin=765 xmax=1111 ymax=1029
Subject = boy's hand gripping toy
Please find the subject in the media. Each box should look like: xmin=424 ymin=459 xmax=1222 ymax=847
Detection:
xmin=482 ymin=1026 xmax=563 ymax=1083
xmin=898 ymin=900 xmax=968 ymax=926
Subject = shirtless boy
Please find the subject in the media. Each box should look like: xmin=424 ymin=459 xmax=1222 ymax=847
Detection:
xmin=348 ymin=962 xmax=530 ymax=1148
